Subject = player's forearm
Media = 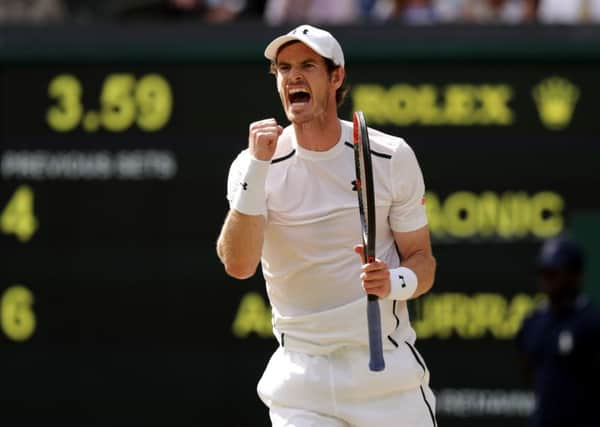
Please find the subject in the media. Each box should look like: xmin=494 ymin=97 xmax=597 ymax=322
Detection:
xmin=216 ymin=209 xmax=265 ymax=279
xmin=401 ymin=251 xmax=436 ymax=298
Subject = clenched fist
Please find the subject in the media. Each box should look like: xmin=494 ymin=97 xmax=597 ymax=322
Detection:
xmin=354 ymin=244 xmax=391 ymax=299
xmin=248 ymin=118 xmax=283 ymax=161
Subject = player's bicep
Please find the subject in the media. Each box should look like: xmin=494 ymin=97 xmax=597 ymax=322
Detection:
xmin=389 ymin=144 xmax=427 ymax=232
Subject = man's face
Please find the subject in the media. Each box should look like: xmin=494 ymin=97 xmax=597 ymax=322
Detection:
xmin=274 ymin=42 xmax=343 ymax=124
xmin=538 ymin=268 xmax=580 ymax=304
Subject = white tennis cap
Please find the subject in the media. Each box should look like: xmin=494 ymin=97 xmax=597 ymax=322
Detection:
xmin=264 ymin=24 xmax=345 ymax=67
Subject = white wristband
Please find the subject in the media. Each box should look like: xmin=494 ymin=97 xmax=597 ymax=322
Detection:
xmin=231 ymin=156 xmax=270 ymax=216
xmin=387 ymin=267 xmax=418 ymax=301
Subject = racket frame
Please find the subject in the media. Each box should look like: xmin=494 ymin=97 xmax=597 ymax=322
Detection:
xmin=353 ymin=111 xmax=385 ymax=372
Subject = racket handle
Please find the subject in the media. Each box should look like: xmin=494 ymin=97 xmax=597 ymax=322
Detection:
xmin=366 ymin=295 xmax=385 ymax=372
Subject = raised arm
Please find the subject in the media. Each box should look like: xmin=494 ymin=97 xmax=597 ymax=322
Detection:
xmin=217 ymin=210 xmax=265 ymax=279
xmin=216 ymin=118 xmax=282 ymax=279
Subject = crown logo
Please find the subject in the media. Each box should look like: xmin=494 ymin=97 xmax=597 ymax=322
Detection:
xmin=532 ymin=77 xmax=580 ymax=130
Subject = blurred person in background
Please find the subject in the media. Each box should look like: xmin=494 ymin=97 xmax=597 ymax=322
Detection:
xmin=0 ymin=0 xmax=66 ymax=23
xmin=393 ymin=0 xmax=437 ymax=25
xmin=515 ymin=234 xmax=600 ymax=427
xmin=169 ymin=0 xmax=262 ymax=22
xmin=86 ymin=0 xmax=263 ymax=22
xmin=537 ymin=0 xmax=600 ymax=24
xmin=263 ymin=0 xmax=362 ymax=25
xmin=461 ymin=0 xmax=535 ymax=23
xmin=433 ymin=0 xmax=536 ymax=23
xmin=431 ymin=0 xmax=463 ymax=21
xmin=263 ymin=0 xmax=442 ymax=25
xmin=361 ymin=0 xmax=438 ymax=23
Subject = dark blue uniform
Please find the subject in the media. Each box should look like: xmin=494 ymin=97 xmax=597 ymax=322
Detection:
xmin=516 ymin=296 xmax=600 ymax=427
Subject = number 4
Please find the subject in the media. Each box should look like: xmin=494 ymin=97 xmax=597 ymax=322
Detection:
xmin=0 ymin=185 xmax=38 ymax=242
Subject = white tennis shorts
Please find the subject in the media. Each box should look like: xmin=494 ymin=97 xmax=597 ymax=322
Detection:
xmin=257 ymin=342 xmax=437 ymax=427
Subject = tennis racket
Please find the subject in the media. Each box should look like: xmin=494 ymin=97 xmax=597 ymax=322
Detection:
xmin=353 ymin=111 xmax=385 ymax=372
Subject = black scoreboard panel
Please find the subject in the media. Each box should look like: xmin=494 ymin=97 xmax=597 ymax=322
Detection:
xmin=2 ymin=29 xmax=600 ymax=427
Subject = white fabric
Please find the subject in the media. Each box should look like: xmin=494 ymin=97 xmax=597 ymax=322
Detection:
xmin=227 ymin=119 xmax=432 ymax=425
xmin=258 ymin=344 xmax=437 ymax=427
xmin=228 ymin=156 xmax=270 ymax=217
xmin=269 ymin=406 xmax=348 ymax=427
xmin=272 ymin=297 xmax=416 ymax=355
xmin=387 ymin=266 xmax=418 ymax=301
xmin=226 ymin=119 xmax=428 ymax=318
xmin=264 ymin=24 xmax=345 ymax=66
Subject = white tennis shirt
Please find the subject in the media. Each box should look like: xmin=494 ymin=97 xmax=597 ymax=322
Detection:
xmin=227 ymin=119 xmax=428 ymax=347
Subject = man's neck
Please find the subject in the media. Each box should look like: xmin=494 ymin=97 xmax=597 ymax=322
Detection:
xmin=293 ymin=113 xmax=341 ymax=152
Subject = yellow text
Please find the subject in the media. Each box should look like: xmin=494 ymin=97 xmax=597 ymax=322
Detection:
xmin=47 ymin=73 xmax=173 ymax=133
xmin=413 ymin=292 xmax=544 ymax=340
xmin=1 ymin=285 xmax=36 ymax=342
xmin=352 ymin=83 xmax=513 ymax=127
xmin=230 ymin=291 xmax=542 ymax=341
xmin=231 ymin=292 xmax=273 ymax=338
xmin=426 ymin=190 xmax=564 ymax=240
xmin=1 ymin=185 xmax=38 ymax=242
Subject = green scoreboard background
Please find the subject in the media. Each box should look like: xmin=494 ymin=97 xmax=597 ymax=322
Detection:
xmin=1 ymin=23 xmax=599 ymax=426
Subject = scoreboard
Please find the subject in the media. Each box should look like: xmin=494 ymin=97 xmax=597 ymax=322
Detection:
xmin=1 ymin=23 xmax=600 ymax=427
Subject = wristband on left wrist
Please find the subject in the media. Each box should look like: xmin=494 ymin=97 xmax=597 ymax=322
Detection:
xmin=386 ymin=266 xmax=418 ymax=301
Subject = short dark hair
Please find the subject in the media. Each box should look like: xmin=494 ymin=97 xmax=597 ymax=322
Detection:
xmin=269 ymin=41 xmax=349 ymax=108
xmin=324 ymin=57 xmax=349 ymax=108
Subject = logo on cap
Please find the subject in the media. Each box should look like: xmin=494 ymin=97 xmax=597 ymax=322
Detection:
xmin=291 ymin=27 xmax=310 ymax=36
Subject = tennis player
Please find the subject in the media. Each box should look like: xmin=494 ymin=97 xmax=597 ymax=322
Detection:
xmin=217 ymin=24 xmax=437 ymax=427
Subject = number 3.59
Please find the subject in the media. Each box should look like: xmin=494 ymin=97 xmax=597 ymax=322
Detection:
xmin=46 ymin=73 xmax=173 ymax=133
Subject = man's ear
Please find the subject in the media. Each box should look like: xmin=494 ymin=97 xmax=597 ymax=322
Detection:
xmin=331 ymin=67 xmax=345 ymax=90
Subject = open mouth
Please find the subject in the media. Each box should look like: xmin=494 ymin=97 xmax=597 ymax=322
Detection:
xmin=288 ymin=88 xmax=311 ymax=105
